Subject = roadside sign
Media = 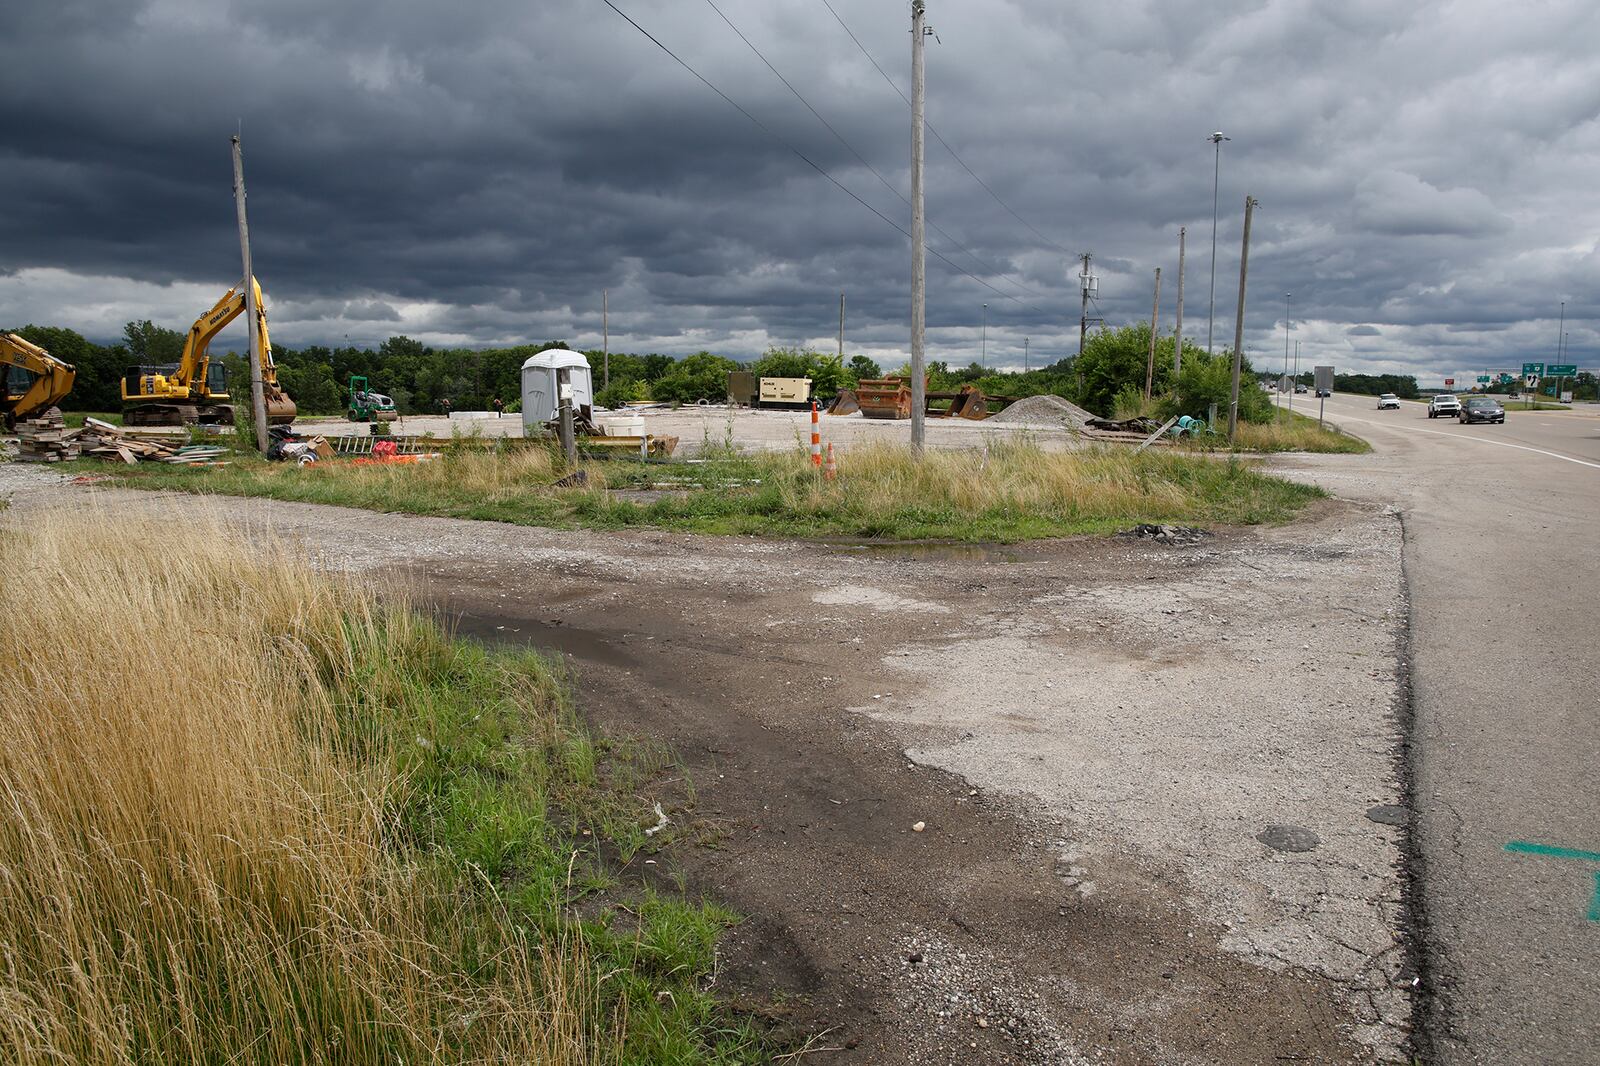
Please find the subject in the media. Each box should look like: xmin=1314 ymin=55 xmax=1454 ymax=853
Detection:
xmin=1526 ymin=374 xmax=1541 ymax=390
xmin=1548 ymin=363 xmax=1577 ymax=376
xmin=1313 ymin=365 xmax=1334 ymax=394
xmin=1523 ymin=362 xmax=1545 ymax=376
xmin=1444 ymin=378 xmax=1455 ymax=387
xmin=1498 ymin=373 xmax=1515 ymax=384
xmin=1477 ymin=375 xmax=1491 ymax=384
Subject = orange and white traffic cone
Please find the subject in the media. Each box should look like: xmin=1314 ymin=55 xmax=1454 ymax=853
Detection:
xmin=824 ymin=441 xmax=837 ymax=481
xmin=810 ymin=401 xmax=822 ymax=467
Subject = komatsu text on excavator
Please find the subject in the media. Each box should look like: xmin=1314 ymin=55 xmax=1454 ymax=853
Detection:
xmin=1 ymin=332 xmax=76 ymax=430
xmin=121 ymin=276 xmax=296 ymax=426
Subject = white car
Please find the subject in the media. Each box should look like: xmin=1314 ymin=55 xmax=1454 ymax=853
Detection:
xmin=1377 ymin=393 xmax=1401 ymax=409
xmin=1428 ymin=394 xmax=1461 ymax=418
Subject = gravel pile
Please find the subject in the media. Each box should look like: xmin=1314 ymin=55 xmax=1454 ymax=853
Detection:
xmin=987 ymin=394 xmax=1098 ymax=431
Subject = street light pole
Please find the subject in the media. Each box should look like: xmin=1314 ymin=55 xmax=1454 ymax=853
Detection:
xmin=1284 ymin=292 xmax=1292 ymax=417
xmin=1207 ymin=131 xmax=1230 ymax=355
xmin=982 ymin=302 xmax=987 ymax=370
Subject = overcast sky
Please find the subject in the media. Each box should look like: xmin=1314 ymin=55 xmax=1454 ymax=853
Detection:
xmin=3 ymin=0 xmax=1597 ymax=383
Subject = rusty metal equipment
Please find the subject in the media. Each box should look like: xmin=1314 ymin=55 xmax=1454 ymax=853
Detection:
xmin=855 ymin=377 xmax=914 ymax=419
xmin=926 ymin=385 xmax=992 ymax=420
xmin=726 ymin=371 xmax=757 ymax=406
xmin=827 ymin=388 xmax=860 ymax=415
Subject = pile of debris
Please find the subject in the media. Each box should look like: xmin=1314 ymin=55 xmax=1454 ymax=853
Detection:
xmin=76 ymin=418 xmax=229 ymax=465
xmin=15 ymin=411 xmax=81 ymax=462
xmin=987 ymin=393 xmax=1098 ymax=431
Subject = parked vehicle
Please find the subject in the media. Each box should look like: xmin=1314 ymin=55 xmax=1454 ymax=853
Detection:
xmin=1459 ymin=397 xmax=1505 ymax=424
xmin=1428 ymin=394 xmax=1461 ymax=418
xmin=1377 ymin=393 xmax=1401 ymax=409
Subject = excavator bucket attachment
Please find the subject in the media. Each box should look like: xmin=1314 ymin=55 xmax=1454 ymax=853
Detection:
xmin=264 ymin=387 xmax=297 ymax=425
xmin=947 ymin=385 xmax=992 ymax=420
xmin=828 ymin=388 xmax=860 ymax=416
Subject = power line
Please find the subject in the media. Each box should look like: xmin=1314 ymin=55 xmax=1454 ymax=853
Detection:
xmin=599 ymin=0 xmax=1052 ymax=316
xmin=816 ymin=0 xmax=1074 ymax=258
xmin=701 ymin=0 xmax=1049 ymax=305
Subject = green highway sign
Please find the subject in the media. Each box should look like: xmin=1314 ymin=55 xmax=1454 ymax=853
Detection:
xmin=1522 ymin=362 xmax=1545 ymax=375
xmin=1548 ymin=364 xmax=1577 ymax=376
xmin=1477 ymin=376 xmax=1491 ymax=383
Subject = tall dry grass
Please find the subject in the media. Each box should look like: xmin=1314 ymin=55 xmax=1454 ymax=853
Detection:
xmin=0 ymin=506 xmax=610 ymax=1065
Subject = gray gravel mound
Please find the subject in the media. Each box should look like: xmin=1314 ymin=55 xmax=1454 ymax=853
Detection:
xmin=988 ymin=393 xmax=1098 ymax=431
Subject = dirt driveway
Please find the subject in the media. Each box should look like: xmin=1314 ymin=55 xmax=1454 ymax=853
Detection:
xmin=0 ymin=469 xmax=1413 ymax=1063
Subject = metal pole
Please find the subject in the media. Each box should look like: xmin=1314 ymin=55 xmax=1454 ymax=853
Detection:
xmin=1284 ymin=292 xmax=1292 ymax=418
xmin=981 ymin=302 xmax=987 ymax=369
xmin=1227 ymin=195 xmax=1257 ymax=441
xmin=1079 ymin=252 xmax=1091 ymax=355
xmin=1173 ymin=227 xmax=1186 ymax=378
xmin=839 ymin=292 xmax=845 ymax=362
xmin=1207 ymin=132 xmax=1228 ymax=354
xmin=1025 ymin=336 xmax=1030 ymax=372
xmin=603 ymin=290 xmax=609 ymax=389
xmin=1145 ymin=267 xmax=1161 ymax=401
xmin=909 ymin=0 xmax=928 ymax=454
xmin=230 ymin=134 xmax=269 ymax=454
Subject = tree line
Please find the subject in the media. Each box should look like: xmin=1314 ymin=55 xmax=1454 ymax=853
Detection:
xmin=9 ymin=317 xmax=1409 ymax=424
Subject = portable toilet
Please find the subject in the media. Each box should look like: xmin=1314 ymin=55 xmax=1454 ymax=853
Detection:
xmin=521 ymin=349 xmax=594 ymax=429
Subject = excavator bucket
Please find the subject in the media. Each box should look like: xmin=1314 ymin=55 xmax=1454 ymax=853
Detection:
xmin=264 ymin=387 xmax=298 ymax=425
xmin=947 ymin=385 xmax=992 ymax=421
xmin=828 ymin=388 xmax=860 ymax=416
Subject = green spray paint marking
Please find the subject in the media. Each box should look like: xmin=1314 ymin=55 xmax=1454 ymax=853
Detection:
xmin=1504 ymin=841 xmax=1600 ymax=864
xmin=1503 ymin=841 xmax=1600 ymax=922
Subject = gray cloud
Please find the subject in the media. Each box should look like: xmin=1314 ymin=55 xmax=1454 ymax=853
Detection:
xmin=1 ymin=0 xmax=1596 ymax=384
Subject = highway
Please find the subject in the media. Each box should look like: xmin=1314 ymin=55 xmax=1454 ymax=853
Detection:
xmin=1274 ymin=392 xmax=1599 ymax=1063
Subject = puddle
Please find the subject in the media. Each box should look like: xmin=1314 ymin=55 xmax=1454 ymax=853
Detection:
xmin=444 ymin=609 xmax=638 ymax=669
xmin=815 ymin=538 xmax=1021 ymax=563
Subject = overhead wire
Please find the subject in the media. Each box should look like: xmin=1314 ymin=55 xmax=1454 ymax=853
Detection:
xmin=599 ymin=0 xmax=1053 ymax=316
xmin=816 ymin=0 xmax=1076 ymax=259
xmin=701 ymin=0 xmax=1050 ymax=305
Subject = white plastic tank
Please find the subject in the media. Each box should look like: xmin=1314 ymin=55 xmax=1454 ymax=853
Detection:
xmin=520 ymin=349 xmax=594 ymax=428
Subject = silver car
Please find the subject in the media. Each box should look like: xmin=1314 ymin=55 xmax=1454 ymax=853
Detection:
xmin=1428 ymin=394 xmax=1461 ymax=418
xmin=1377 ymin=393 xmax=1401 ymax=409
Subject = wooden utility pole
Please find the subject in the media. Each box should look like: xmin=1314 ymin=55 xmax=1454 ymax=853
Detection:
xmin=838 ymin=292 xmax=845 ymax=362
xmin=603 ymin=289 xmax=609 ymax=389
xmin=230 ymin=134 xmax=269 ymax=454
xmin=909 ymin=0 xmax=929 ymax=454
xmin=1227 ymin=196 xmax=1258 ymax=440
xmin=1024 ymin=336 xmax=1030 ymax=372
xmin=1145 ymin=267 xmax=1162 ymax=400
xmin=1172 ymin=227 xmax=1186 ymax=378
xmin=556 ymin=366 xmax=577 ymax=465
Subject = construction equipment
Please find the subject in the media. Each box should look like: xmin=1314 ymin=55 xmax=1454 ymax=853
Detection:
xmin=346 ymin=376 xmax=397 ymax=422
xmin=855 ymin=377 xmax=914 ymax=419
xmin=757 ymin=376 xmax=812 ymax=407
xmin=928 ymin=385 xmax=992 ymax=420
xmin=121 ymin=276 xmax=296 ymax=427
xmin=1 ymin=333 xmax=75 ymax=430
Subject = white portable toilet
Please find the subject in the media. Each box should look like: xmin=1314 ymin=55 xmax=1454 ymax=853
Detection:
xmin=520 ymin=349 xmax=594 ymax=429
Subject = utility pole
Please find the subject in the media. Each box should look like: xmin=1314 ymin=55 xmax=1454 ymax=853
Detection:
xmin=1145 ymin=267 xmax=1162 ymax=400
xmin=603 ymin=289 xmax=609 ymax=389
xmin=1284 ymin=291 xmax=1292 ymax=418
xmin=230 ymin=134 xmax=268 ymax=455
xmin=981 ymin=302 xmax=987 ymax=369
xmin=838 ymin=292 xmax=845 ymax=362
xmin=1207 ymin=131 xmax=1229 ymax=355
xmin=1024 ymin=336 xmax=1030 ymax=372
xmin=1078 ymin=252 xmax=1094 ymax=354
xmin=909 ymin=0 xmax=930 ymax=454
xmin=1227 ymin=195 xmax=1258 ymax=440
xmin=1173 ymin=227 xmax=1186 ymax=378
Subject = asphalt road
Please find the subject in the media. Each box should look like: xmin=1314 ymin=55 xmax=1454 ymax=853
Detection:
xmin=1274 ymin=392 xmax=1600 ymax=1063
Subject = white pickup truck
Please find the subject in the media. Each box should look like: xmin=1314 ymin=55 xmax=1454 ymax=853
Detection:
xmin=1427 ymin=394 xmax=1461 ymax=418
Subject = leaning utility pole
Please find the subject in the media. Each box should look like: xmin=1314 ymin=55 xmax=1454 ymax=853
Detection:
xmin=603 ymin=289 xmax=609 ymax=389
xmin=1172 ymin=227 xmax=1186 ymax=378
xmin=230 ymin=134 xmax=269 ymax=455
xmin=1227 ymin=195 xmax=1258 ymax=440
xmin=908 ymin=0 xmax=930 ymax=453
xmin=1145 ymin=267 xmax=1162 ymax=400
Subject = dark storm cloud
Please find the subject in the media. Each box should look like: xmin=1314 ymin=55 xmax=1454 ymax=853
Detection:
xmin=1 ymin=0 xmax=1597 ymax=382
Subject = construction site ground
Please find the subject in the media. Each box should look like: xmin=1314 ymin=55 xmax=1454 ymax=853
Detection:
xmin=300 ymin=402 xmax=1087 ymax=452
xmin=0 ymin=455 xmax=1411 ymax=1064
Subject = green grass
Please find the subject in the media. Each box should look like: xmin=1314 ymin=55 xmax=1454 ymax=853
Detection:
xmin=91 ymin=437 xmax=1323 ymax=541
xmin=57 ymin=410 xmax=123 ymax=427
xmin=1199 ymin=409 xmax=1371 ymax=454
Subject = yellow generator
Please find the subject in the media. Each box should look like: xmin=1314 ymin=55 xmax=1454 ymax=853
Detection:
xmin=757 ymin=376 xmax=812 ymax=408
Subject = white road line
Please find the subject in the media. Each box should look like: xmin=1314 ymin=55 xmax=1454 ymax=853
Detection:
xmin=1333 ymin=410 xmax=1600 ymax=471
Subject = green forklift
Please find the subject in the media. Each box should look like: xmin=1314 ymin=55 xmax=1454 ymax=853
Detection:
xmin=347 ymin=376 xmax=397 ymax=423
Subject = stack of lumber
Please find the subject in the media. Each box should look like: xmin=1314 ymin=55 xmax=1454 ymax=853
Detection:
xmin=76 ymin=418 xmax=229 ymax=465
xmin=15 ymin=411 xmax=81 ymax=462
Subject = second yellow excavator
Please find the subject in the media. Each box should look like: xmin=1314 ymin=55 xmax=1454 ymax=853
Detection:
xmin=1 ymin=332 xmax=76 ymax=430
xmin=122 ymin=276 xmax=296 ymax=426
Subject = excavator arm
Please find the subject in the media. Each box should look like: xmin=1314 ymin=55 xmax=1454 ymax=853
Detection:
xmin=1 ymin=333 xmax=75 ymax=430
xmin=122 ymin=276 xmax=295 ymax=425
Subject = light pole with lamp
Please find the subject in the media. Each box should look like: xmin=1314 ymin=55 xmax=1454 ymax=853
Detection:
xmin=1283 ymin=292 xmax=1292 ymax=417
xmin=1207 ymin=131 xmax=1230 ymax=354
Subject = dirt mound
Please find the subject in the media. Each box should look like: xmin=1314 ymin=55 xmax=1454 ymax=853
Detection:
xmin=988 ymin=393 xmax=1098 ymax=431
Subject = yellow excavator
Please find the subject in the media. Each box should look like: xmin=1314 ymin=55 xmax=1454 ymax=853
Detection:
xmin=1 ymin=333 xmax=76 ymax=431
xmin=122 ymin=276 xmax=296 ymax=426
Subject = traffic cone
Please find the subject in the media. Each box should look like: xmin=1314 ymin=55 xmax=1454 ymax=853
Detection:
xmin=824 ymin=441 xmax=837 ymax=481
